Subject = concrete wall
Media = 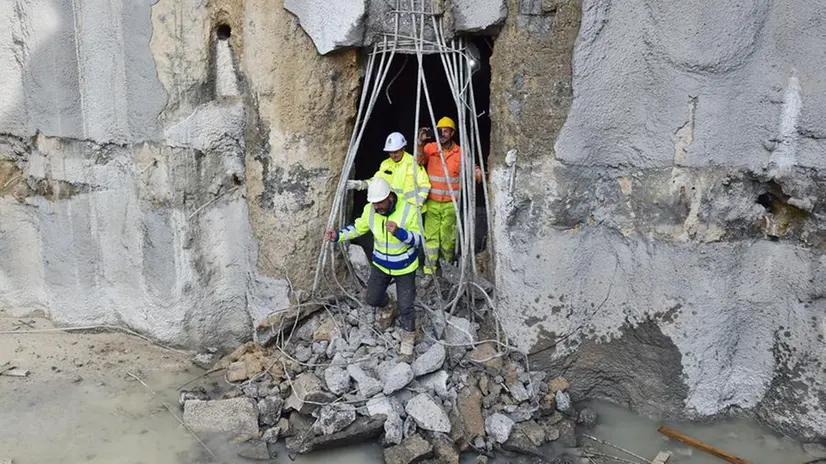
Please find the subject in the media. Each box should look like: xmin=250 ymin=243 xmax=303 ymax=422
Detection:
xmin=0 ymin=0 xmax=363 ymax=349
xmin=489 ymin=0 xmax=826 ymax=440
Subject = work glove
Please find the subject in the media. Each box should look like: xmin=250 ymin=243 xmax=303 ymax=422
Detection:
xmin=346 ymin=180 xmax=368 ymax=191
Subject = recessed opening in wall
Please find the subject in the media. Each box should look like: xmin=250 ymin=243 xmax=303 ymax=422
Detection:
xmin=216 ymin=24 xmax=232 ymax=40
xmin=350 ymin=36 xmax=494 ymax=260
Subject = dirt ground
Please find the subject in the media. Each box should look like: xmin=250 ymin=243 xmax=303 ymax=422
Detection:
xmin=0 ymin=311 xmax=206 ymax=464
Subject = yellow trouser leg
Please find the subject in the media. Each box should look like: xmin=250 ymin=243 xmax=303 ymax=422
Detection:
xmin=439 ymin=200 xmax=457 ymax=263
xmin=423 ymin=199 xmax=456 ymax=274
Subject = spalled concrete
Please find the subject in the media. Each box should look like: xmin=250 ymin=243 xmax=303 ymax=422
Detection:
xmin=489 ymin=0 xmax=826 ymax=441
xmin=284 ymin=0 xmax=368 ymax=55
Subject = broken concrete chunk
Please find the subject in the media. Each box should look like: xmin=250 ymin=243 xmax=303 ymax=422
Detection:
xmin=313 ymin=317 xmax=340 ymax=342
xmin=288 ymin=415 xmax=387 ymax=454
xmin=508 ymin=380 xmax=530 ymax=403
xmin=383 ymin=434 xmax=434 ymax=464
xmin=514 ymin=420 xmax=546 ymax=447
xmin=261 ymin=426 xmax=281 ymax=443
xmin=485 ymin=412 xmax=515 ymax=444
xmin=384 ymin=362 xmax=414 ymax=395
xmin=347 ymin=364 xmax=383 ymax=397
xmin=257 ymin=396 xmax=283 ymax=426
xmin=417 ymin=370 xmax=450 ymax=398
xmin=284 ymin=0 xmax=368 ymax=55
xmin=183 ymin=398 xmax=259 ymax=442
xmin=383 ymin=414 xmax=404 ymax=446
xmin=405 ymin=393 xmax=451 ymax=433
xmin=457 ymin=385 xmax=485 ymax=446
xmin=412 ymin=343 xmax=446 ymax=377
xmin=555 ymin=419 xmax=578 ymax=448
xmin=548 ymin=377 xmax=570 ymax=393
xmin=468 ymin=342 xmax=503 ymax=369
xmin=555 ymin=390 xmax=573 ymax=415
xmin=285 ymin=373 xmax=334 ymax=415
xmin=324 ymin=365 xmax=351 ymax=395
xmin=314 ymin=403 xmax=357 ymax=435
xmin=430 ymin=432 xmax=461 ymax=464
xmin=445 ymin=316 xmax=477 ymax=346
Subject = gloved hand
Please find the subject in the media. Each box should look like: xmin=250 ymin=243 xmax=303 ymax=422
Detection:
xmin=346 ymin=179 xmax=368 ymax=191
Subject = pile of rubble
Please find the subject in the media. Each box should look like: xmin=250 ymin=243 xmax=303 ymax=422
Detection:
xmin=178 ymin=300 xmax=599 ymax=463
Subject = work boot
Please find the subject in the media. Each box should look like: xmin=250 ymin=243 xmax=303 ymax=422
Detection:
xmin=399 ymin=330 xmax=415 ymax=359
xmin=420 ymin=274 xmax=434 ymax=289
xmin=376 ymin=303 xmax=397 ymax=331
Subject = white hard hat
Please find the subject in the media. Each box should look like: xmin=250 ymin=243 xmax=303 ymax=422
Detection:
xmin=383 ymin=132 xmax=407 ymax=152
xmin=367 ymin=178 xmax=392 ymax=203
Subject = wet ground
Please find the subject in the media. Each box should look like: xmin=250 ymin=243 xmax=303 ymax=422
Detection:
xmin=1 ymin=312 xmax=822 ymax=464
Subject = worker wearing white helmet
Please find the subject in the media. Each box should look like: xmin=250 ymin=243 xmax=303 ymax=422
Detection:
xmin=346 ymin=132 xmax=431 ymax=212
xmin=325 ymin=178 xmax=422 ymax=357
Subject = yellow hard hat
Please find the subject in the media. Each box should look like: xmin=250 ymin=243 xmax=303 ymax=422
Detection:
xmin=436 ymin=117 xmax=456 ymax=130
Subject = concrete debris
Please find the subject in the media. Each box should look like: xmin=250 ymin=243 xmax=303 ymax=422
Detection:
xmin=412 ymin=343 xmax=446 ymax=377
xmin=324 ymin=365 xmax=351 ymax=395
xmin=444 ymin=316 xmax=477 ymax=346
xmin=256 ymin=304 xmax=323 ymax=347
xmin=288 ymin=415 xmax=387 ymax=454
xmin=403 ymin=415 xmax=418 ymax=439
xmin=179 ymin=387 xmax=210 ymax=406
xmin=468 ymin=342 xmax=503 ymax=369
xmin=313 ymin=317 xmax=340 ymax=342
xmin=314 ymin=403 xmax=357 ymax=435
xmin=555 ymin=390 xmax=573 ymax=415
xmin=347 ymin=364 xmax=383 ymax=397
xmin=548 ymin=377 xmax=570 ymax=393
xmin=285 ymin=373 xmax=334 ymax=415
xmin=261 ymin=426 xmax=281 ymax=443
xmin=384 ymin=362 xmax=414 ymax=395
xmin=485 ymin=412 xmax=515 ymax=444
xmin=429 ymin=432 xmax=461 ymax=464
xmin=383 ymin=434 xmax=434 ymax=464
xmin=416 ymin=370 xmax=450 ymax=398
xmin=555 ymin=419 xmax=578 ymax=448
xmin=257 ymin=396 xmax=283 ymax=426
xmin=405 ymin=393 xmax=451 ymax=433
xmin=507 ymin=379 xmax=531 ymax=403
xmin=457 ymin=385 xmax=485 ymax=446
xmin=182 ymin=398 xmax=259 ymax=442
xmin=381 ymin=414 xmax=403 ymax=446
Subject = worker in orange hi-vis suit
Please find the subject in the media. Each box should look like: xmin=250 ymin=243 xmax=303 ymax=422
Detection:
xmin=416 ymin=117 xmax=482 ymax=287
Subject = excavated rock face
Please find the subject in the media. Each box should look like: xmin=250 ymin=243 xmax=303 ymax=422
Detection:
xmin=3 ymin=0 xmax=826 ymax=442
xmin=489 ymin=0 xmax=826 ymax=440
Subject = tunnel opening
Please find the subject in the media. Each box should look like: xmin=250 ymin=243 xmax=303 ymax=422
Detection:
xmin=350 ymin=36 xmax=494 ymax=261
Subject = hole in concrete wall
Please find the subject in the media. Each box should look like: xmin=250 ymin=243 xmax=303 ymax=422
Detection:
xmin=756 ymin=192 xmax=774 ymax=211
xmin=350 ymin=36 xmax=494 ymax=257
xmin=216 ymin=24 xmax=232 ymax=41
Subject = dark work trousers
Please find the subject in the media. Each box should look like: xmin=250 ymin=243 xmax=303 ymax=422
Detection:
xmin=365 ymin=264 xmax=416 ymax=332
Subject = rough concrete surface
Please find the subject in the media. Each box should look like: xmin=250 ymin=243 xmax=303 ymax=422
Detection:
xmin=453 ymin=0 xmax=508 ymax=33
xmin=489 ymin=0 xmax=826 ymax=441
xmin=284 ymin=0 xmax=368 ymax=55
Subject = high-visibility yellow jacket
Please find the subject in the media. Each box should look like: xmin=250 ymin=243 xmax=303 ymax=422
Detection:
xmin=368 ymin=152 xmax=430 ymax=210
xmin=336 ymin=197 xmax=423 ymax=275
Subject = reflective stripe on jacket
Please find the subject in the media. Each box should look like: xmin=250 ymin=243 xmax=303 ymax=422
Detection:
xmin=368 ymin=152 xmax=431 ymax=209
xmin=423 ymin=142 xmax=462 ymax=202
xmin=336 ymin=199 xmax=423 ymax=275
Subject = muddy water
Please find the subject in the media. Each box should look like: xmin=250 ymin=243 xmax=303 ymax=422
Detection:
xmin=583 ymin=400 xmax=815 ymax=464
